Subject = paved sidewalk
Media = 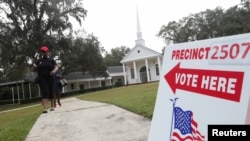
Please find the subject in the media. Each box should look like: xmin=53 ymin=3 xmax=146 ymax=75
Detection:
xmin=25 ymin=97 xmax=151 ymax=141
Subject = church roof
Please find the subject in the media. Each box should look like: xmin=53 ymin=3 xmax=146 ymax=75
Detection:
xmin=63 ymin=66 xmax=123 ymax=81
xmin=107 ymin=66 xmax=123 ymax=73
xmin=120 ymin=45 xmax=162 ymax=63
xmin=63 ymin=72 xmax=97 ymax=80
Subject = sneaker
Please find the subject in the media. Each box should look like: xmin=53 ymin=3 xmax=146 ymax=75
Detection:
xmin=50 ymin=108 xmax=55 ymax=111
xmin=42 ymin=110 xmax=48 ymax=113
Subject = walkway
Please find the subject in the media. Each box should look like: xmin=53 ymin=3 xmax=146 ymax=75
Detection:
xmin=25 ymin=97 xmax=151 ymax=141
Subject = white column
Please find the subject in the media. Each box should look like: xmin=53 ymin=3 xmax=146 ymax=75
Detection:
xmin=38 ymin=84 xmax=40 ymax=97
xmin=17 ymin=84 xmax=20 ymax=104
xmin=122 ymin=63 xmax=127 ymax=85
xmin=29 ymin=83 xmax=32 ymax=98
xmin=145 ymin=59 xmax=150 ymax=82
xmin=65 ymin=86 xmax=67 ymax=93
xmin=133 ymin=61 xmax=137 ymax=83
xmin=12 ymin=87 xmax=14 ymax=104
xmin=22 ymin=82 xmax=25 ymax=99
xmin=76 ymin=81 xmax=80 ymax=91
xmin=157 ymin=56 xmax=162 ymax=75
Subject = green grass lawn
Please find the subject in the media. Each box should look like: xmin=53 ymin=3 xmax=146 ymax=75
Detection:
xmin=77 ymin=82 xmax=159 ymax=119
xmin=0 ymin=82 xmax=159 ymax=141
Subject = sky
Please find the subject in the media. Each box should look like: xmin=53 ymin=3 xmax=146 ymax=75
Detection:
xmin=74 ymin=0 xmax=241 ymax=53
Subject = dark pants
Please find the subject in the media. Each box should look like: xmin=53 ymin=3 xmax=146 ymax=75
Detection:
xmin=39 ymin=75 xmax=54 ymax=99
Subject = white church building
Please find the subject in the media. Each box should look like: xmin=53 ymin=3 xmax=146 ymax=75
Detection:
xmin=120 ymin=8 xmax=163 ymax=85
xmin=57 ymin=7 xmax=164 ymax=92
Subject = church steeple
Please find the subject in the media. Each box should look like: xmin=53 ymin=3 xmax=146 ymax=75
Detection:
xmin=135 ymin=6 xmax=145 ymax=46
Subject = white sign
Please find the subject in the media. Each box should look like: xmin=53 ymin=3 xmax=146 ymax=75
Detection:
xmin=148 ymin=33 xmax=250 ymax=141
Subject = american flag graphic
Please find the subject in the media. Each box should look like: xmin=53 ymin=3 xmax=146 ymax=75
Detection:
xmin=171 ymin=107 xmax=205 ymax=141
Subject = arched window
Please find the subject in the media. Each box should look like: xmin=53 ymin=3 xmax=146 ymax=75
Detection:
xmin=155 ymin=64 xmax=159 ymax=76
xmin=130 ymin=68 xmax=135 ymax=79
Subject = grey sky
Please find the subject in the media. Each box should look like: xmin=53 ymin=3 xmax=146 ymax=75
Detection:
xmin=75 ymin=0 xmax=241 ymax=53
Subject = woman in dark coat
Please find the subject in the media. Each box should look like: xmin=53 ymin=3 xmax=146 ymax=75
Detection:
xmin=53 ymin=70 xmax=63 ymax=108
xmin=34 ymin=46 xmax=58 ymax=113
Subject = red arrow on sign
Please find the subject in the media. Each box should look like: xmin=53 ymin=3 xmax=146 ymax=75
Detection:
xmin=164 ymin=63 xmax=244 ymax=102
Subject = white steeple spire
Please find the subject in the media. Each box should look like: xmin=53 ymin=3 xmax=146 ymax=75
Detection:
xmin=135 ymin=6 xmax=145 ymax=46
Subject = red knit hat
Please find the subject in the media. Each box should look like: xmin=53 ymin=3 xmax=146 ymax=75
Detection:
xmin=40 ymin=46 xmax=49 ymax=52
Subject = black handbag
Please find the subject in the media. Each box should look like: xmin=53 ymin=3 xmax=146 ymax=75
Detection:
xmin=60 ymin=79 xmax=68 ymax=86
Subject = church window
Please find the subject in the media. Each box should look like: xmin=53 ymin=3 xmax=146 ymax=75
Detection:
xmin=130 ymin=68 xmax=135 ymax=79
xmin=155 ymin=64 xmax=159 ymax=76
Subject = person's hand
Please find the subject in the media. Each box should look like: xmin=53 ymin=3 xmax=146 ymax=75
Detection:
xmin=50 ymin=70 xmax=56 ymax=75
xmin=32 ymin=64 xmax=38 ymax=71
